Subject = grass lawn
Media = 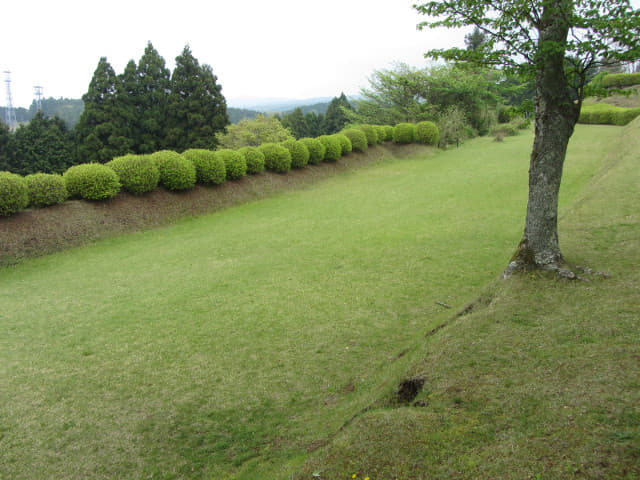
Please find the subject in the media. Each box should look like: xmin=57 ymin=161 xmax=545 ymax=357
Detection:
xmin=298 ymin=121 xmax=640 ymax=480
xmin=0 ymin=123 xmax=634 ymax=479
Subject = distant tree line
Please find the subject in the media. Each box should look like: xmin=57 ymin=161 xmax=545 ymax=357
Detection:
xmin=1 ymin=42 xmax=229 ymax=175
xmin=1 ymin=99 xmax=84 ymax=129
xmin=279 ymin=93 xmax=353 ymax=138
xmin=229 ymin=108 xmax=263 ymax=124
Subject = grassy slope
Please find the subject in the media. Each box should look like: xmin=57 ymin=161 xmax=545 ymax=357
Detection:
xmin=0 ymin=123 xmax=635 ymax=480
xmin=297 ymin=121 xmax=640 ymax=480
xmin=0 ymin=145 xmax=420 ymax=266
xmin=585 ymin=85 xmax=640 ymax=108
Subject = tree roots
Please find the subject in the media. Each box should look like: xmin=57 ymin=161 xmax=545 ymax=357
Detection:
xmin=502 ymin=260 xmax=611 ymax=281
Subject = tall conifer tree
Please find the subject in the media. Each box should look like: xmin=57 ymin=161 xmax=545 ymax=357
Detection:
xmin=281 ymin=108 xmax=310 ymax=139
xmin=116 ymin=59 xmax=140 ymax=150
xmin=165 ymin=46 xmax=228 ymax=151
xmin=0 ymin=122 xmax=11 ymax=172
xmin=323 ymin=93 xmax=352 ymax=134
xmin=137 ymin=42 xmax=171 ymax=153
xmin=75 ymin=57 xmax=132 ymax=163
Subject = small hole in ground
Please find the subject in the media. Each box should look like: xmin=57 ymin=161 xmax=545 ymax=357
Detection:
xmin=395 ymin=377 xmax=425 ymax=405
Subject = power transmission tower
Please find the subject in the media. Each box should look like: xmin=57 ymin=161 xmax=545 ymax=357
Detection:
xmin=3 ymin=71 xmax=18 ymax=131
xmin=34 ymin=85 xmax=44 ymax=111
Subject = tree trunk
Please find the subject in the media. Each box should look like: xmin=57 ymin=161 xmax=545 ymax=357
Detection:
xmin=504 ymin=1 xmax=580 ymax=277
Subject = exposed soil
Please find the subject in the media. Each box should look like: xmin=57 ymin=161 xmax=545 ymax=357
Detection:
xmin=0 ymin=144 xmax=432 ymax=266
xmin=395 ymin=377 xmax=426 ymax=405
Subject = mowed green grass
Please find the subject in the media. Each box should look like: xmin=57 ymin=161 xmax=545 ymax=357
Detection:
xmin=298 ymin=122 xmax=640 ymax=480
xmin=0 ymin=124 xmax=623 ymax=479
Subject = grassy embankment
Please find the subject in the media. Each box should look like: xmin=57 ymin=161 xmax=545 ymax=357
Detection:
xmin=298 ymin=121 xmax=640 ymax=479
xmin=1 ymin=121 xmax=637 ymax=479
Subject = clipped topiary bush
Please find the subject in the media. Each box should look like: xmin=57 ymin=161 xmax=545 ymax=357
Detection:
xmin=357 ymin=124 xmax=379 ymax=145
xmin=490 ymin=123 xmax=519 ymax=139
xmin=0 ymin=171 xmax=30 ymax=216
xmin=183 ymin=149 xmax=226 ymax=184
xmin=238 ymin=147 xmax=266 ymax=175
xmin=63 ymin=163 xmax=121 ymax=201
xmin=259 ymin=143 xmax=292 ymax=173
xmin=299 ymin=138 xmax=326 ymax=165
xmin=578 ymin=103 xmax=640 ymax=126
xmin=601 ymin=72 xmax=640 ymax=89
xmin=334 ymin=133 xmax=352 ymax=155
xmin=341 ymin=128 xmax=368 ymax=152
xmin=374 ymin=125 xmax=388 ymax=142
xmin=151 ymin=150 xmax=197 ymax=191
xmin=415 ymin=121 xmax=440 ymax=145
xmin=281 ymin=139 xmax=310 ymax=168
xmin=384 ymin=125 xmax=395 ymax=141
xmin=106 ymin=154 xmax=159 ymax=194
xmin=393 ymin=123 xmax=416 ymax=144
xmin=25 ymin=173 xmax=68 ymax=208
xmin=216 ymin=149 xmax=247 ymax=180
xmin=317 ymin=135 xmax=342 ymax=162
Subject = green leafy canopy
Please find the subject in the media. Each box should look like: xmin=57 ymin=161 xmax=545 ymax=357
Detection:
xmin=414 ymin=0 xmax=640 ymax=96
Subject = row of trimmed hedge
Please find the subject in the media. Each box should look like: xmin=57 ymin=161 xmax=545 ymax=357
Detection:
xmin=0 ymin=122 xmax=440 ymax=217
xmin=578 ymin=103 xmax=640 ymax=126
xmin=600 ymin=72 xmax=640 ymax=89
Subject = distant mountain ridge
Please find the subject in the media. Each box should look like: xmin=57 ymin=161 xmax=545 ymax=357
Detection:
xmin=2 ymin=95 xmax=358 ymax=127
xmin=227 ymin=96 xmax=334 ymax=112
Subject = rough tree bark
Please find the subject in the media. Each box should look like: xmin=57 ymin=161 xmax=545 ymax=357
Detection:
xmin=504 ymin=2 xmax=580 ymax=277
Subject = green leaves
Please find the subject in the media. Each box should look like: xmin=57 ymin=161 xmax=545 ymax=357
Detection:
xmin=215 ymin=114 xmax=294 ymax=149
xmin=0 ymin=171 xmax=29 ymax=216
xmin=414 ymin=0 xmax=640 ymax=95
xmin=63 ymin=163 xmax=121 ymax=201
xmin=6 ymin=112 xmax=76 ymax=175
xmin=165 ymin=47 xmax=228 ymax=152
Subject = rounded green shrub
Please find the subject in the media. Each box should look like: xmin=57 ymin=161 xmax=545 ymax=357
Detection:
xmin=25 ymin=173 xmax=68 ymax=208
xmin=259 ymin=143 xmax=292 ymax=173
xmin=497 ymin=106 xmax=518 ymax=124
xmin=341 ymin=128 xmax=368 ymax=152
xmin=317 ymin=135 xmax=342 ymax=162
xmin=0 ymin=171 xmax=29 ymax=216
xmin=151 ymin=150 xmax=197 ymax=191
xmin=373 ymin=125 xmax=387 ymax=142
xmin=415 ymin=121 xmax=440 ymax=145
xmin=281 ymin=139 xmax=310 ymax=168
xmin=393 ymin=123 xmax=416 ymax=144
xmin=334 ymin=133 xmax=352 ymax=155
xmin=63 ymin=163 xmax=121 ymax=201
xmin=618 ymin=108 xmax=640 ymax=125
xmin=490 ymin=123 xmax=518 ymax=138
xmin=182 ymin=149 xmax=226 ymax=184
xmin=601 ymin=72 xmax=640 ymax=88
xmin=106 ymin=154 xmax=159 ymax=194
xmin=298 ymin=138 xmax=326 ymax=165
xmin=216 ymin=149 xmax=247 ymax=180
xmin=578 ymin=104 xmax=640 ymax=126
xmin=383 ymin=125 xmax=395 ymax=141
xmin=238 ymin=147 xmax=265 ymax=175
xmin=357 ymin=124 xmax=379 ymax=145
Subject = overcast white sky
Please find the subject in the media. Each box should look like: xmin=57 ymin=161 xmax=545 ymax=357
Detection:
xmin=2 ymin=0 xmax=467 ymax=108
